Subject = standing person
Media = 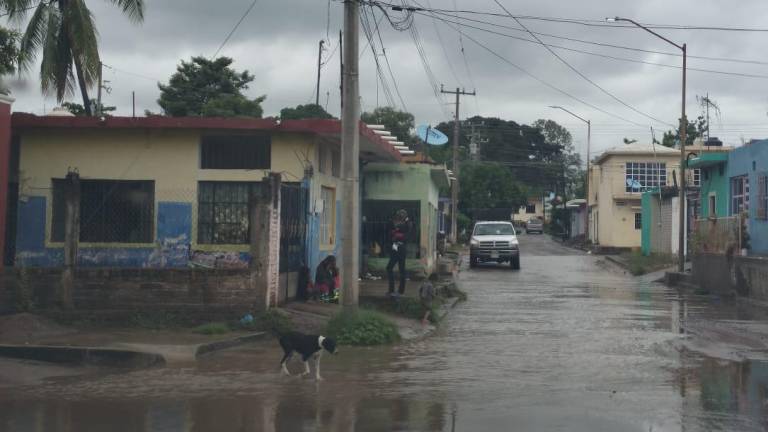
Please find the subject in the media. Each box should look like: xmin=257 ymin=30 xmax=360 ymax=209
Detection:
xmin=386 ymin=209 xmax=410 ymax=297
xmin=419 ymin=273 xmax=438 ymax=325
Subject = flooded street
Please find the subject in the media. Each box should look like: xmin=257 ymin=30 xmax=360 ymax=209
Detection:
xmin=3 ymin=235 xmax=768 ymax=431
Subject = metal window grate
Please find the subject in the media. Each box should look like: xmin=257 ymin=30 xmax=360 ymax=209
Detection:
xmin=198 ymin=181 xmax=262 ymax=245
xmin=200 ymin=135 xmax=271 ymax=170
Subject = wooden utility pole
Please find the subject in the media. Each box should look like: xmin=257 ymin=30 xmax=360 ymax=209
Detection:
xmin=316 ymin=40 xmax=325 ymax=106
xmin=96 ymin=61 xmax=103 ymax=116
xmin=340 ymin=0 xmax=360 ymax=309
xmin=440 ymin=85 xmax=475 ymax=244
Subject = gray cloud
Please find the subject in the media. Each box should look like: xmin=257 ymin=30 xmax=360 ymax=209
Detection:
xmin=5 ymin=0 xmax=768 ymax=155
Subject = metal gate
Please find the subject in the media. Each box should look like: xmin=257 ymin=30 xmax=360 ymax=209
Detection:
xmin=280 ymin=183 xmax=308 ymax=273
xmin=362 ymin=200 xmax=421 ymax=259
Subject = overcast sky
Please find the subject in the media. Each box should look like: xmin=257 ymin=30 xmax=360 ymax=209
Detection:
xmin=5 ymin=0 xmax=768 ymax=159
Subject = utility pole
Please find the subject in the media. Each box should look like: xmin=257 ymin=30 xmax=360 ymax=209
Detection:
xmin=440 ymin=85 xmax=475 ymax=244
xmin=316 ymin=40 xmax=325 ymax=106
xmin=340 ymin=0 xmax=360 ymax=309
xmin=96 ymin=61 xmax=103 ymax=116
xmin=339 ymin=29 xmax=343 ymax=110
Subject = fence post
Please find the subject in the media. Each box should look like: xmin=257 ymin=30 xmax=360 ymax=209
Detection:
xmin=61 ymin=170 xmax=80 ymax=309
xmin=249 ymin=173 xmax=282 ymax=310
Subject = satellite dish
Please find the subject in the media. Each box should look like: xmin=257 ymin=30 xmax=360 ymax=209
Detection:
xmin=625 ymin=178 xmax=643 ymax=190
xmin=416 ymin=125 xmax=449 ymax=145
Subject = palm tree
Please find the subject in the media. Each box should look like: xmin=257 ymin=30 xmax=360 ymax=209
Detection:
xmin=2 ymin=0 xmax=143 ymax=115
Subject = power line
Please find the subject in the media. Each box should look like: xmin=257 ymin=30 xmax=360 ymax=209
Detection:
xmin=426 ymin=9 xmax=768 ymax=67
xmin=370 ymin=6 xmax=410 ymax=111
xmin=101 ymin=63 xmax=160 ymax=82
xmin=421 ymin=12 xmax=768 ymax=80
xmin=425 ymin=0 xmax=463 ymax=86
xmin=211 ymin=0 xmax=259 ymax=58
xmin=366 ymin=1 xmax=768 ymax=32
xmin=491 ymin=0 xmax=674 ymax=128
xmin=428 ymin=15 xmax=649 ymax=128
xmin=360 ymin=5 xmax=397 ymax=108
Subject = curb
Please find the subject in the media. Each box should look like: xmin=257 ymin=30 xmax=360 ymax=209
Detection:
xmin=604 ymin=255 xmax=630 ymax=270
xmin=0 ymin=344 xmax=165 ymax=368
xmin=195 ymin=332 xmax=268 ymax=357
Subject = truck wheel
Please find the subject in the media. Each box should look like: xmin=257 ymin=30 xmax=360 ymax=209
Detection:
xmin=511 ymin=256 xmax=520 ymax=270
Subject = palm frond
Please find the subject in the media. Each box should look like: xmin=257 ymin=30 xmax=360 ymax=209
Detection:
xmin=40 ymin=6 xmax=74 ymax=100
xmin=1 ymin=0 xmax=39 ymax=23
xmin=105 ymin=0 xmax=144 ymax=23
xmin=63 ymin=0 xmax=100 ymax=85
xmin=17 ymin=1 xmax=49 ymax=73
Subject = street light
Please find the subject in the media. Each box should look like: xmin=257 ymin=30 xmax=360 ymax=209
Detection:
xmin=549 ymin=105 xmax=591 ymax=245
xmin=607 ymin=16 xmax=687 ymax=273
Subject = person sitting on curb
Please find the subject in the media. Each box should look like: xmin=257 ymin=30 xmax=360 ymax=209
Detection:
xmin=419 ymin=273 xmax=438 ymax=325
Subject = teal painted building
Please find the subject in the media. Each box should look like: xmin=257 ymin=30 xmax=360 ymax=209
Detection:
xmin=688 ymin=152 xmax=729 ymax=219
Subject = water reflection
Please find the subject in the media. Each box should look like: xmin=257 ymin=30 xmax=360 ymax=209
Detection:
xmin=0 ymin=397 xmax=449 ymax=432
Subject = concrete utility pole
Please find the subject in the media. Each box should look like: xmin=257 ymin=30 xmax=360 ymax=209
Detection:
xmin=316 ymin=40 xmax=325 ymax=106
xmin=440 ymin=85 xmax=475 ymax=244
xmin=96 ymin=61 xmax=103 ymax=116
xmin=609 ymin=17 xmax=687 ymax=272
xmin=340 ymin=0 xmax=360 ymax=309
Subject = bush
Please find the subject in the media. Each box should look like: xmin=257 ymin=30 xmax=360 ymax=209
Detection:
xmin=326 ymin=309 xmax=400 ymax=346
xmin=194 ymin=322 xmax=230 ymax=335
xmin=236 ymin=309 xmax=294 ymax=335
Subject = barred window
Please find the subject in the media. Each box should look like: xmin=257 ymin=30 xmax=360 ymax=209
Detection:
xmin=320 ymin=186 xmax=336 ymax=247
xmin=692 ymin=169 xmax=701 ymax=187
xmin=52 ymin=179 xmax=154 ymax=243
xmin=198 ymin=182 xmax=259 ymax=244
xmin=200 ymin=135 xmax=270 ymax=170
xmin=525 ymin=204 xmax=536 ymax=214
xmin=634 ymin=213 xmax=642 ymax=230
xmin=731 ymin=175 xmax=749 ymax=215
xmin=625 ymin=162 xmax=667 ymax=193
xmin=758 ymin=175 xmax=768 ymax=220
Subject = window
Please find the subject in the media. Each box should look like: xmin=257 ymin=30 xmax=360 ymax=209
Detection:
xmin=625 ymin=162 xmax=667 ymax=193
xmin=320 ymin=186 xmax=336 ymax=247
xmin=731 ymin=175 xmax=749 ymax=215
xmin=709 ymin=194 xmax=717 ymax=217
xmin=331 ymin=150 xmax=340 ymax=177
xmin=52 ymin=179 xmax=154 ymax=243
xmin=758 ymin=175 xmax=768 ymax=220
xmin=318 ymin=146 xmax=340 ymax=177
xmin=634 ymin=213 xmax=642 ymax=230
xmin=200 ymin=135 xmax=270 ymax=169
xmin=525 ymin=204 xmax=536 ymax=214
xmin=692 ymin=168 xmax=701 ymax=187
xmin=198 ymin=182 xmax=259 ymax=244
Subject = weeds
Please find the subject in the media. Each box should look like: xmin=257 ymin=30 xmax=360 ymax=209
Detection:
xmin=236 ymin=309 xmax=294 ymax=335
xmin=625 ymin=251 xmax=676 ymax=276
xmin=326 ymin=309 xmax=400 ymax=346
xmin=193 ymin=322 xmax=230 ymax=335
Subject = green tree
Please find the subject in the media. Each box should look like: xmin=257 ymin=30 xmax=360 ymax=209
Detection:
xmin=158 ymin=56 xmax=265 ymax=117
xmin=459 ymin=162 xmax=527 ymax=210
xmin=534 ymin=119 xmax=583 ymax=200
xmin=280 ymin=103 xmax=334 ymax=120
xmin=661 ymin=116 xmax=708 ymax=147
xmin=0 ymin=26 xmax=19 ymax=94
xmin=62 ymin=99 xmax=115 ymax=116
xmin=361 ymin=107 xmax=415 ymax=144
xmin=623 ymin=137 xmax=637 ymax=144
xmin=3 ymin=0 xmax=144 ymax=115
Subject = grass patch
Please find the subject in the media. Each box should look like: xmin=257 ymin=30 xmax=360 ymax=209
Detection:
xmin=362 ymin=297 xmax=442 ymax=324
xmin=236 ymin=309 xmax=295 ymax=335
xmin=326 ymin=309 xmax=400 ymax=346
xmin=193 ymin=322 xmax=230 ymax=335
xmin=624 ymin=251 xmax=676 ymax=276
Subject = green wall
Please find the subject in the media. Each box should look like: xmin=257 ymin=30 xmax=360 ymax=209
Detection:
xmin=699 ymin=163 xmax=729 ymax=218
xmin=641 ymin=192 xmax=653 ymax=256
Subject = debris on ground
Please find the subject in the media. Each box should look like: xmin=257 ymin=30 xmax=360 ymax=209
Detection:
xmin=0 ymin=313 xmax=76 ymax=344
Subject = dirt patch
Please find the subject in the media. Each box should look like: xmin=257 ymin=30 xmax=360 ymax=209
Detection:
xmin=0 ymin=313 xmax=76 ymax=344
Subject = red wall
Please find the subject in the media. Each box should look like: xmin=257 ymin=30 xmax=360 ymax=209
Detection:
xmin=0 ymin=100 xmax=11 ymax=268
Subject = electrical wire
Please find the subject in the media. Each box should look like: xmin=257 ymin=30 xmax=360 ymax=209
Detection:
xmin=426 ymin=9 xmax=768 ymax=67
xmin=211 ymin=0 xmax=259 ymax=58
xmin=101 ymin=63 xmax=160 ymax=82
xmin=366 ymin=1 xmax=768 ymax=32
xmin=369 ymin=5 xmax=409 ymax=111
xmin=360 ymin=5 xmax=397 ymax=107
xmin=425 ymin=0 xmax=462 ymax=87
xmin=492 ymin=0 xmax=674 ymax=128
xmin=420 ymin=12 xmax=768 ymax=80
xmin=424 ymin=14 xmax=649 ymax=128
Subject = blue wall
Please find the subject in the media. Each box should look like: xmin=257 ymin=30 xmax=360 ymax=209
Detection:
xmin=14 ymin=198 xmax=194 ymax=267
xmin=727 ymin=140 xmax=768 ymax=254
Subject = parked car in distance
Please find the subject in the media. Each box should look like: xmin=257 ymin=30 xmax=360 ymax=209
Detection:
xmin=469 ymin=221 xmax=520 ymax=269
xmin=526 ymin=218 xmax=543 ymax=234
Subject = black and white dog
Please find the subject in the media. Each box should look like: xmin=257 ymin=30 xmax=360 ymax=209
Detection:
xmin=279 ymin=332 xmax=338 ymax=380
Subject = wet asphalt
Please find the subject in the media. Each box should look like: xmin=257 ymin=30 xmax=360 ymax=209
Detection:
xmin=2 ymin=234 xmax=768 ymax=431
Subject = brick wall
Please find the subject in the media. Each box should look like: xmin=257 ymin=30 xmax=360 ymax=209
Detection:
xmin=0 ymin=267 xmax=263 ymax=314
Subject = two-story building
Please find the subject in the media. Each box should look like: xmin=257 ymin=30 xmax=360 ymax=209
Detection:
xmin=589 ymin=142 xmax=680 ymax=249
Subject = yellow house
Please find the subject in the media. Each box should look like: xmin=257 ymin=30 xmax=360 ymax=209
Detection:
xmin=511 ymin=196 xmax=545 ymax=224
xmin=588 ymin=142 xmax=680 ymax=248
xmin=7 ymin=113 xmax=401 ymax=292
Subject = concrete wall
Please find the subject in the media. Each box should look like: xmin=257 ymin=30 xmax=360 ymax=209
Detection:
xmin=692 ymin=253 xmax=768 ymax=301
xmin=589 ymin=153 xmax=680 ymax=248
xmin=0 ymin=96 xmax=11 ymax=267
xmin=362 ymin=163 xmax=440 ymax=272
xmin=727 ymin=140 xmax=768 ymax=254
xmin=13 ymin=128 xmax=342 ymax=270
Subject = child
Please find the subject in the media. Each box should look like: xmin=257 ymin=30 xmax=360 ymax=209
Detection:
xmin=419 ymin=273 xmax=439 ymax=325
